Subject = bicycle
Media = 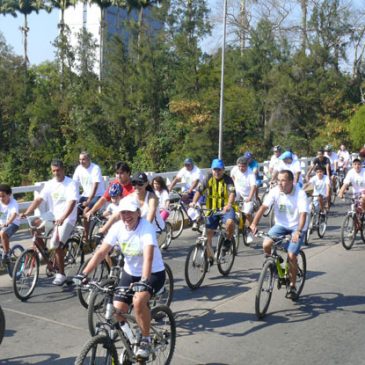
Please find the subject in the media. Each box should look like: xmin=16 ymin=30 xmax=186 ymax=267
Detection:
xmin=0 ymin=304 xmax=5 ymax=345
xmin=260 ymin=181 xmax=277 ymax=217
xmin=86 ymin=249 xmax=174 ymax=336
xmin=12 ymin=216 xmax=82 ymax=301
xmin=0 ymin=240 xmax=24 ymax=278
xmin=75 ymin=282 xmax=176 ymax=365
xmin=234 ymin=200 xmax=253 ymax=249
xmin=168 ymin=190 xmax=202 ymax=239
xmin=156 ymin=221 xmax=173 ymax=250
xmin=184 ymin=209 xmax=236 ymax=290
xmin=305 ymin=195 xmax=328 ymax=245
xmin=255 ymin=231 xmax=307 ymax=319
xmin=340 ymin=194 xmax=365 ymax=250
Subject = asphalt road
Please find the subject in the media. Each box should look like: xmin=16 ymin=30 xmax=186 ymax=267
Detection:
xmin=1 ymin=197 xmax=365 ymax=365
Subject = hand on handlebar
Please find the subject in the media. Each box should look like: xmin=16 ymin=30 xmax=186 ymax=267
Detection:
xmin=131 ymin=280 xmax=152 ymax=293
xmin=73 ymin=273 xmax=89 ymax=286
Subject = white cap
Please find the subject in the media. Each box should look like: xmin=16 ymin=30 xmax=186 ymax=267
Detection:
xmin=118 ymin=196 xmax=140 ymax=212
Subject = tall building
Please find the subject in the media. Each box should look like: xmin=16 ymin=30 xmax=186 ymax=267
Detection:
xmin=64 ymin=2 xmax=162 ymax=75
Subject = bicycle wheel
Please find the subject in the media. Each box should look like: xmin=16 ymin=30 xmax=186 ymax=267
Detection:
xmin=89 ymin=218 xmax=104 ymax=246
xmin=361 ymin=216 xmax=365 ymax=243
xmin=78 ymin=259 xmax=111 ymax=309
xmin=88 ymin=279 xmax=116 ymax=336
xmin=184 ymin=244 xmax=208 ymax=290
xmin=261 ymin=192 xmax=272 ymax=217
xmin=255 ymin=259 xmax=276 ymax=320
xmin=150 ymin=305 xmax=176 ymax=365
xmin=242 ymin=226 xmax=249 ymax=247
xmin=341 ymin=215 xmax=356 ymax=250
xmin=305 ymin=212 xmax=314 ymax=246
xmin=12 ymin=249 xmax=40 ymax=301
xmin=152 ymin=262 xmax=174 ymax=309
xmin=163 ymin=222 xmax=173 ymax=250
xmin=217 ymin=236 xmax=235 ymax=276
xmin=168 ymin=206 xmax=184 ymax=239
xmin=64 ymin=238 xmax=84 ymax=279
xmin=296 ymin=250 xmax=307 ymax=297
xmin=75 ymin=334 xmax=119 ymax=365
xmin=0 ymin=305 xmax=5 ymax=345
xmin=317 ymin=213 xmax=327 ymax=238
xmin=6 ymin=244 xmax=24 ymax=278
xmin=269 ymin=209 xmax=275 ymax=228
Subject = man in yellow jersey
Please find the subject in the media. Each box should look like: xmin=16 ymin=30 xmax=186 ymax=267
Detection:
xmin=190 ymin=159 xmax=236 ymax=263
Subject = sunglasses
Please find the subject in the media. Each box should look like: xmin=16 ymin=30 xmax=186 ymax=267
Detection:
xmin=213 ymin=168 xmax=223 ymax=171
xmin=132 ymin=180 xmax=145 ymax=187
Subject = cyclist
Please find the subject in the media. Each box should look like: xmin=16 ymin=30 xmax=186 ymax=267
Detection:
xmin=0 ymin=184 xmax=20 ymax=264
xmin=190 ymin=159 xmax=236 ymax=262
xmin=269 ymin=145 xmax=282 ymax=177
xmin=337 ymin=144 xmax=350 ymax=172
xmin=305 ymin=148 xmax=331 ymax=180
xmin=84 ymin=161 xmax=134 ymax=221
xmin=303 ymin=166 xmax=331 ymax=213
xmin=168 ymin=158 xmax=203 ymax=203
xmin=74 ymin=196 xmax=165 ymax=361
xmin=102 ymin=183 xmax=123 ymax=219
xmin=73 ymin=151 xmax=105 ymax=242
xmin=338 ymin=158 xmax=365 ymax=211
xmin=272 ymin=151 xmax=302 ymax=187
xmin=152 ymin=176 xmax=170 ymax=221
xmin=324 ymin=144 xmax=339 ymax=189
xmin=250 ymin=170 xmax=309 ymax=300
xmin=230 ymin=156 xmax=256 ymax=243
xmin=22 ymin=159 xmax=78 ymax=285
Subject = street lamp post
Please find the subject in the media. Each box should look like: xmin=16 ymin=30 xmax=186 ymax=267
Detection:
xmin=218 ymin=0 xmax=227 ymax=160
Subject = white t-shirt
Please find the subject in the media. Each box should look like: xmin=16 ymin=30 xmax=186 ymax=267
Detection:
xmin=276 ymin=160 xmax=303 ymax=184
xmin=73 ymin=162 xmax=105 ymax=198
xmin=264 ymin=185 xmax=309 ymax=230
xmin=105 ymin=218 xmax=165 ymax=277
xmin=155 ymin=189 xmax=169 ymax=210
xmin=309 ymin=175 xmax=330 ymax=196
xmin=106 ymin=201 xmax=120 ymax=215
xmin=134 ymin=192 xmax=165 ymax=231
xmin=230 ymin=166 xmax=256 ymax=199
xmin=269 ymin=155 xmax=280 ymax=172
xmin=343 ymin=168 xmax=365 ymax=195
xmin=177 ymin=165 xmax=203 ymax=191
xmin=39 ymin=176 xmax=79 ymax=224
xmin=325 ymin=152 xmax=339 ymax=172
xmin=337 ymin=150 xmax=350 ymax=164
xmin=0 ymin=197 xmax=20 ymax=226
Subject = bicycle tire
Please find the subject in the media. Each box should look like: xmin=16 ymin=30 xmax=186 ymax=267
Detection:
xmin=164 ymin=222 xmax=173 ymax=249
xmin=317 ymin=213 xmax=327 ymax=238
xmin=217 ymin=235 xmax=235 ymax=276
xmin=152 ymin=262 xmax=174 ymax=309
xmin=6 ymin=244 xmax=24 ymax=278
xmin=269 ymin=209 xmax=275 ymax=228
xmin=262 ymin=192 xmax=272 ymax=217
xmin=13 ymin=249 xmax=40 ymax=301
xmin=360 ymin=215 xmax=365 ymax=243
xmin=255 ymin=259 xmax=275 ymax=319
xmin=89 ymin=218 xmax=104 ymax=246
xmin=242 ymin=226 xmax=249 ymax=247
xmin=296 ymin=250 xmax=307 ymax=297
xmin=88 ymin=278 xmax=117 ymax=336
xmin=341 ymin=215 xmax=356 ymax=250
xmin=150 ymin=305 xmax=176 ymax=365
xmin=0 ymin=305 xmax=5 ymax=345
xmin=77 ymin=258 xmax=110 ymax=309
xmin=184 ymin=244 xmax=208 ymax=290
xmin=64 ymin=238 xmax=84 ymax=279
xmin=168 ymin=206 xmax=184 ymax=239
xmin=74 ymin=334 xmax=119 ymax=365
xmin=305 ymin=211 xmax=314 ymax=246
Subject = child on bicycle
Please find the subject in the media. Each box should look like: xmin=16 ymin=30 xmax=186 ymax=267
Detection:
xmin=152 ymin=176 xmax=170 ymax=221
xmin=0 ymin=184 xmax=20 ymax=263
xmin=102 ymin=183 xmax=123 ymax=219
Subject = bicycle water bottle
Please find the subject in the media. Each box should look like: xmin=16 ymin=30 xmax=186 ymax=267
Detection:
xmin=120 ymin=322 xmax=134 ymax=344
xmin=105 ymin=302 xmax=113 ymax=320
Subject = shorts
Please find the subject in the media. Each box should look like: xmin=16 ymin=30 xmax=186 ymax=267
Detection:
xmin=268 ymin=224 xmax=305 ymax=255
xmin=49 ymin=222 xmax=75 ymax=249
xmin=206 ymin=208 xmax=235 ymax=230
xmin=0 ymin=223 xmax=19 ymax=238
xmin=240 ymin=199 xmax=254 ymax=215
xmin=114 ymin=269 xmax=166 ymax=305
xmin=78 ymin=196 xmax=101 ymax=214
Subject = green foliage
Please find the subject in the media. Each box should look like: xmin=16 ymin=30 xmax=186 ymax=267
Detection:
xmin=349 ymin=105 xmax=365 ymax=149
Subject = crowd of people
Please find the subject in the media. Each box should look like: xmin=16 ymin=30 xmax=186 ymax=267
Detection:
xmin=1 ymin=143 xmax=365 ymax=360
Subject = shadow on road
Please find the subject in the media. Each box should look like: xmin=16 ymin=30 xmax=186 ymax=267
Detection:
xmin=0 ymin=354 xmax=76 ymax=364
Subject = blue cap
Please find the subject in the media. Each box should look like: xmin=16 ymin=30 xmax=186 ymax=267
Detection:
xmin=184 ymin=158 xmax=193 ymax=165
xmin=279 ymin=151 xmax=293 ymax=160
xmin=244 ymin=151 xmax=252 ymax=159
xmin=211 ymin=159 xmax=224 ymax=169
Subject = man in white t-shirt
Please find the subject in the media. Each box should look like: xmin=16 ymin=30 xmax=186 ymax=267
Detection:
xmin=23 ymin=159 xmax=79 ymax=285
xmin=337 ymin=144 xmax=350 ymax=171
xmin=272 ymin=151 xmax=302 ymax=187
xmin=169 ymin=158 xmax=203 ymax=203
xmin=305 ymin=166 xmax=331 ymax=212
xmin=338 ymin=158 xmax=365 ymax=211
xmin=268 ymin=145 xmax=282 ymax=177
xmin=251 ymin=170 xmax=309 ymax=300
xmin=73 ymin=152 xmax=105 ymax=240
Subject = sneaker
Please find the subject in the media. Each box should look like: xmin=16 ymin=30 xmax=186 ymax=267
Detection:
xmin=222 ymin=239 xmax=232 ymax=253
xmin=136 ymin=340 xmax=151 ymax=359
xmin=246 ymin=232 xmax=254 ymax=244
xmin=192 ymin=222 xmax=199 ymax=231
xmin=287 ymin=286 xmax=298 ymax=300
xmin=52 ymin=273 xmax=67 ymax=286
xmin=2 ymin=254 xmax=10 ymax=265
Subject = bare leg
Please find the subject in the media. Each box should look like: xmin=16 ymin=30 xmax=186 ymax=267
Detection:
xmin=133 ymin=292 xmax=151 ymax=337
xmin=287 ymin=252 xmax=298 ymax=287
xmin=0 ymin=231 xmax=10 ymax=254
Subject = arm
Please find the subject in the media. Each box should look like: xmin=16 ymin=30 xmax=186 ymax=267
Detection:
xmin=249 ymin=204 xmax=267 ymax=234
xmin=305 ymin=165 xmax=313 ymax=180
xmin=22 ymin=197 xmax=44 ymax=217
xmin=85 ymin=196 xmax=107 ymax=219
xmin=84 ymin=182 xmax=99 ymax=206
xmin=56 ymin=200 xmax=76 ymax=226
xmin=190 ymin=190 xmax=201 ymax=207
xmin=338 ymin=183 xmax=349 ymax=199
xmin=188 ymin=179 xmax=199 ymax=194
xmin=292 ymin=212 xmax=307 ymax=243
xmin=223 ymin=192 xmax=236 ymax=212
xmin=81 ymin=242 xmax=111 ymax=275
xmin=146 ymin=195 xmax=158 ymax=224
xmin=294 ymin=172 xmax=301 ymax=185
xmin=246 ymin=185 xmax=257 ymax=202
xmin=98 ymin=211 xmax=120 ymax=235
xmin=168 ymin=176 xmax=181 ymax=192
xmin=6 ymin=212 xmax=18 ymax=226
xmin=141 ymin=244 xmax=154 ymax=281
